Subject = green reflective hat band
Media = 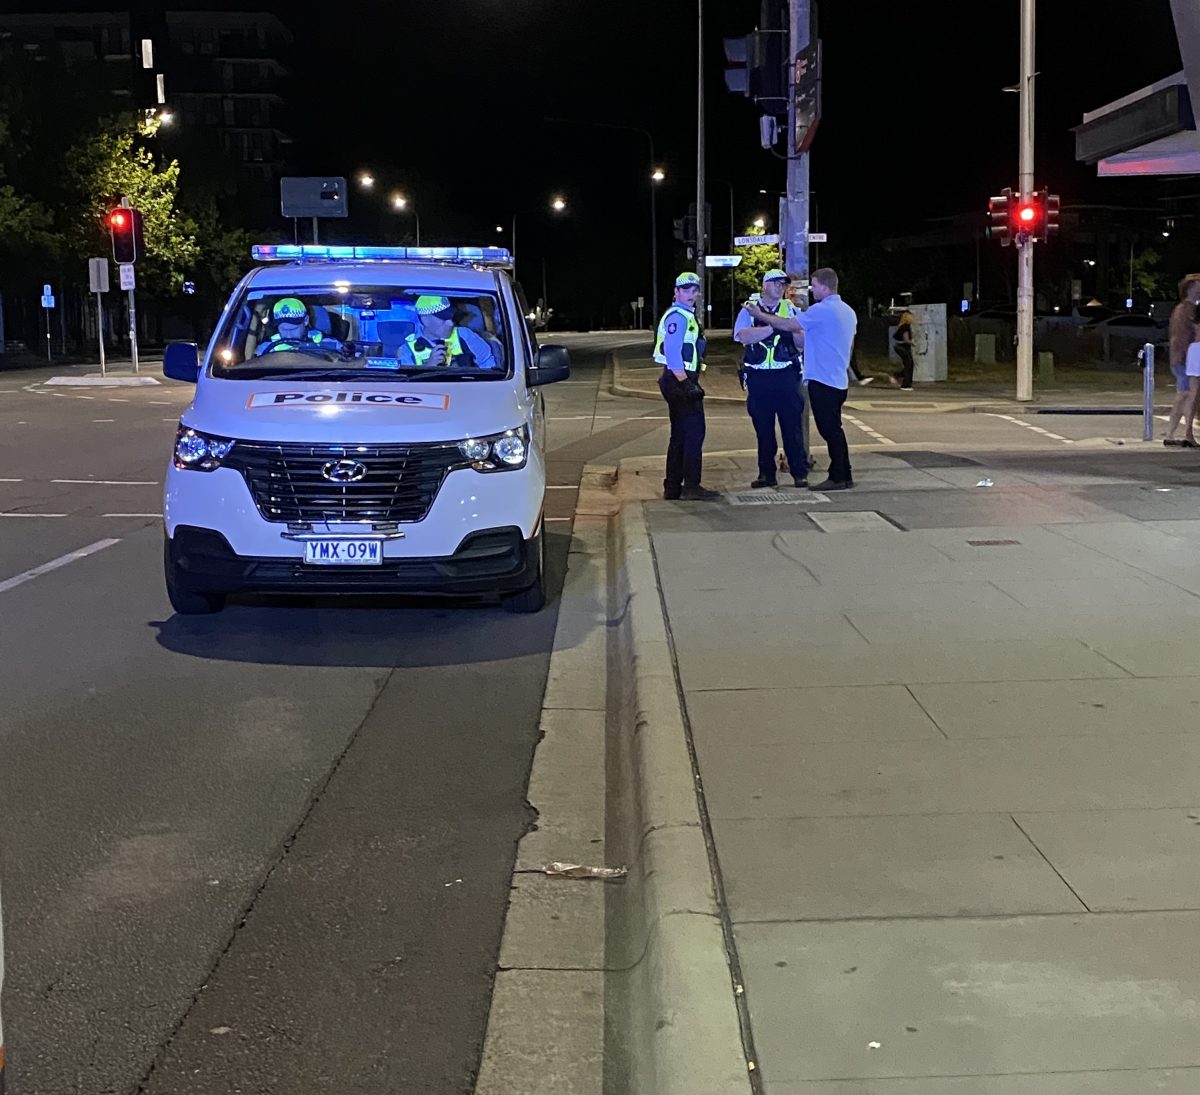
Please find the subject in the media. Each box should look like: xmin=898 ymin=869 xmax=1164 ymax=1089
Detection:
xmin=273 ymin=297 xmax=307 ymax=319
xmin=415 ymin=294 xmax=452 ymax=315
xmin=763 ymin=269 xmax=788 ymax=282
xmin=675 ymin=272 xmax=700 ymax=287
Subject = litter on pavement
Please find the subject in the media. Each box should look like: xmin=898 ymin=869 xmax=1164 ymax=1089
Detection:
xmin=542 ymin=862 xmax=628 ymax=880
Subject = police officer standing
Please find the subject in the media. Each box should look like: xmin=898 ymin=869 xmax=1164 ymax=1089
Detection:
xmin=654 ymin=272 xmax=720 ymax=500
xmin=734 ymin=269 xmax=808 ymax=488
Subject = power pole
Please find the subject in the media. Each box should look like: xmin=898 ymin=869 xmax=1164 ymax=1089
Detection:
xmin=785 ymin=0 xmax=810 ymax=290
xmin=1016 ymin=0 xmax=1036 ymax=401
xmin=695 ymin=0 xmax=707 ymax=319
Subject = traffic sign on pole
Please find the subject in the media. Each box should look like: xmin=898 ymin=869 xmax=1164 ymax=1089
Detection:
xmin=734 ymin=233 xmax=781 ymax=247
xmin=807 ymin=232 xmax=828 ymax=243
xmin=705 ymin=254 xmax=744 ymax=268
xmin=89 ymin=257 xmax=110 ymax=294
xmin=119 ymin=263 xmax=136 ymax=291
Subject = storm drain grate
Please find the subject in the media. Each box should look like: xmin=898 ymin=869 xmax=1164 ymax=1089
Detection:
xmin=966 ymin=538 xmax=1021 ymax=546
xmin=726 ymin=491 xmax=831 ymax=505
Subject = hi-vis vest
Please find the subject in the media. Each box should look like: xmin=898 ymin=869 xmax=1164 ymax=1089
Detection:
xmin=742 ymin=299 xmax=800 ymax=370
xmin=404 ymin=327 xmax=474 ymax=367
xmin=262 ymin=330 xmax=324 ymax=353
xmin=653 ymin=305 xmax=703 ymax=372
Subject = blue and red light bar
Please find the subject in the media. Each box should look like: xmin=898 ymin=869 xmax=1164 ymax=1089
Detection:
xmin=250 ymin=244 xmax=514 ymax=265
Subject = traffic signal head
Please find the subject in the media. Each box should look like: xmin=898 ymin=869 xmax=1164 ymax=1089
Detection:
xmin=987 ymin=188 xmax=1013 ymax=246
xmin=109 ymin=207 xmax=144 ymax=264
xmin=1042 ymin=190 xmax=1060 ymax=242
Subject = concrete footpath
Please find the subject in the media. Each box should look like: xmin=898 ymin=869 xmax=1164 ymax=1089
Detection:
xmin=632 ymin=444 xmax=1200 ymax=1093
xmin=610 ymin=344 xmax=1168 ymax=414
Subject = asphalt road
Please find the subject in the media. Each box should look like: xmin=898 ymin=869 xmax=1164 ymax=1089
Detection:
xmin=0 ymin=337 xmax=628 ymax=1095
xmin=0 ymin=332 xmax=1172 ymax=1094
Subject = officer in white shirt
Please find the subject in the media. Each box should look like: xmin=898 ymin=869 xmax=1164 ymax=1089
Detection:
xmin=746 ymin=266 xmax=858 ymax=490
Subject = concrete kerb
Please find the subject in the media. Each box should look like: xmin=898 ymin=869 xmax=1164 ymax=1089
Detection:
xmin=476 ymin=470 xmax=750 ymax=1095
xmin=606 ymin=486 xmax=751 ymax=1095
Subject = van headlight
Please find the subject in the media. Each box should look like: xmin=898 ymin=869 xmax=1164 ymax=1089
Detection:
xmin=174 ymin=425 xmax=235 ymax=471
xmin=457 ymin=425 xmax=529 ymax=471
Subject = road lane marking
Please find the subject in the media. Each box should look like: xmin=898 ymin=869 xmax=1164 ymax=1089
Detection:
xmin=76 ymin=395 xmax=96 ymax=400
xmin=0 ymin=478 xmax=23 ymax=483
xmin=546 ymin=485 xmax=577 ymax=490
xmin=107 ymin=398 xmax=130 ymax=402
xmin=52 ymin=479 xmax=158 ymax=485
xmin=843 ymin=413 xmax=895 ymax=445
xmin=548 ymin=415 xmax=614 ymax=421
xmin=103 ymin=513 xmax=160 ymax=518
xmin=92 ymin=419 xmax=116 ymax=423
xmin=546 ymin=517 xmax=573 ymax=522
xmin=149 ymin=401 xmax=171 ymax=405
xmin=986 ymin=412 xmax=1074 ymax=444
xmin=0 ymin=538 xmax=120 ymax=595
xmin=1 ymin=513 xmax=67 ymax=519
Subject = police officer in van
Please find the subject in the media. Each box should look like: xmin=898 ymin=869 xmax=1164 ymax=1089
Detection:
xmin=734 ymin=269 xmax=807 ymax=488
xmin=654 ymin=272 xmax=720 ymax=501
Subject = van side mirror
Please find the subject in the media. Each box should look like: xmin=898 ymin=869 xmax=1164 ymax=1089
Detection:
xmin=164 ymin=342 xmax=200 ymax=383
xmin=528 ymin=344 xmax=570 ymax=387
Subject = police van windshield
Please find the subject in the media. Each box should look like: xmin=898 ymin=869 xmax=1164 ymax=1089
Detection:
xmin=210 ymin=285 xmax=511 ymax=380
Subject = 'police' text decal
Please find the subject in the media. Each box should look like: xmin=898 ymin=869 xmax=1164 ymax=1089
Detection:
xmin=247 ymin=390 xmax=450 ymax=410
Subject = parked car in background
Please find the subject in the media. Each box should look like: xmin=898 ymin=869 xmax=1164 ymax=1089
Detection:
xmin=1085 ymin=313 xmax=1165 ymax=335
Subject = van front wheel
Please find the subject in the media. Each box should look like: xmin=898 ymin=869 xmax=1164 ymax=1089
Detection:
xmin=501 ymin=522 xmax=545 ymax=614
xmin=165 ymin=540 xmax=226 ymax=615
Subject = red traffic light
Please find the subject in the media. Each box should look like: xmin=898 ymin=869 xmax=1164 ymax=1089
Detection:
xmin=1017 ymin=204 xmax=1037 ymax=224
xmin=108 ymin=207 xmax=143 ymax=264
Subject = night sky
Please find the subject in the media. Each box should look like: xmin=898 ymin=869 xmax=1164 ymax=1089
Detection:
xmin=61 ymin=1 xmax=1190 ymax=320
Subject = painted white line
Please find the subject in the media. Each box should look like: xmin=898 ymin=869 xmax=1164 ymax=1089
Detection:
xmin=103 ymin=512 xmax=160 ymax=518
xmin=843 ymin=413 xmax=895 ymax=445
xmin=76 ymin=395 xmax=96 ymax=400
xmin=162 ymin=418 xmax=177 ymax=422
xmin=0 ymin=513 xmax=67 ymax=519
xmin=52 ymin=479 xmax=159 ymax=486
xmin=546 ymin=517 xmax=573 ymax=523
xmin=0 ymin=478 xmax=23 ymax=483
xmin=148 ymin=401 xmax=172 ymax=405
xmin=546 ymin=485 xmax=577 ymax=490
xmin=548 ymin=415 xmax=614 ymax=421
xmin=0 ymin=538 xmax=120 ymax=595
xmin=92 ymin=419 xmax=116 ymax=423
xmin=986 ymin=412 xmax=1074 ymax=444
xmin=107 ymin=398 xmax=130 ymax=403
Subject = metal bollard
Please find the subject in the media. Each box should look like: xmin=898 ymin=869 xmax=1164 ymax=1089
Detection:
xmin=1143 ymin=342 xmax=1155 ymax=442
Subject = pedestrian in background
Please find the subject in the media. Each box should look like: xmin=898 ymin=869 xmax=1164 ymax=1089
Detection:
xmin=889 ymin=310 xmax=916 ymax=390
xmin=653 ymin=272 xmax=720 ymax=500
xmin=746 ymin=266 xmax=857 ymax=490
xmin=734 ymin=269 xmax=808 ymax=489
xmin=1163 ymin=274 xmax=1200 ymax=447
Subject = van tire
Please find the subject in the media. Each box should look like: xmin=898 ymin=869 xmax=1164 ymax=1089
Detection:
xmin=502 ymin=522 xmax=545 ymax=614
xmin=165 ymin=541 xmax=226 ymax=615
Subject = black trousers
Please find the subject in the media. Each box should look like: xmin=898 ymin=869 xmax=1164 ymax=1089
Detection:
xmin=746 ymin=367 xmax=807 ymax=481
xmin=894 ymin=344 xmax=915 ymax=387
xmin=807 ymin=379 xmax=851 ymax=483
xmin=659 ymin=371 xmax=705 ymax=490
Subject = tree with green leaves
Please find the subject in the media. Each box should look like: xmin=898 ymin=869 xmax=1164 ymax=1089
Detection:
xmin=64 ymin=115 xmax=199 ymax=299
xmin=733 ymin=225 xmax=783 ymax=298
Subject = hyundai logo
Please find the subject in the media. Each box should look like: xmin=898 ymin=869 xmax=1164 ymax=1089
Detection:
xmin=321 ymin=459 xmax=368 ymax=483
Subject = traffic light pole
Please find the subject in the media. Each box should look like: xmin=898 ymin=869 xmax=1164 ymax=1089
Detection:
xmin=785 ymin=0 xmax=811 ymax=289
xmin=121 ymin=196 xmax=140 ymax=374
xmin=695 ymin=0 xmax=707 ymax=320
xmin=1015 ymin=0 xmax=1036 ymax=402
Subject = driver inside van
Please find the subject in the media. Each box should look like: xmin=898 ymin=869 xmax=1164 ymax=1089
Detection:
xmin=398 ymin=295 xmax=498 ymax=369
xmin=255 ymin=297 xmax=329 ymax=355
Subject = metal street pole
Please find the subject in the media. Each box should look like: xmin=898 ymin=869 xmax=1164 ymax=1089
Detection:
xmin=786 ymin=0 xmax=811 ymax=288
xmin=1015 ymin=0 xmax=1036 ymax=401
xmin=650 ymin=174 xmax=659 ymax=325
xmin=695 ymin=0 xmax=706 ymax=320
xmin=96 ymin=292 xmax=106 ymax=377
xmin=121 ymin=195 xmax=140 ymax=374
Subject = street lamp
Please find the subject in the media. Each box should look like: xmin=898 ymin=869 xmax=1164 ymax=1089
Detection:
xmin=652 ymin=167 xmax=666 ymax=183
xmin=551 ymin=196 xmax=567 ymax=212
xmin=358 ymin=172 xmax=375 ymax=189
xmin=391 ymin=193 xmax=420 ymax=245
xmin=159 ymin=111 xmax=174 ymax=125
xmin=753 ymin=216 xmax=766 ymax=229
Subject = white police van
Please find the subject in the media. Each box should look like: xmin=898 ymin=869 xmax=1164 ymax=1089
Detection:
xmin=162 ymin=245 xmax=570 ymax=614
